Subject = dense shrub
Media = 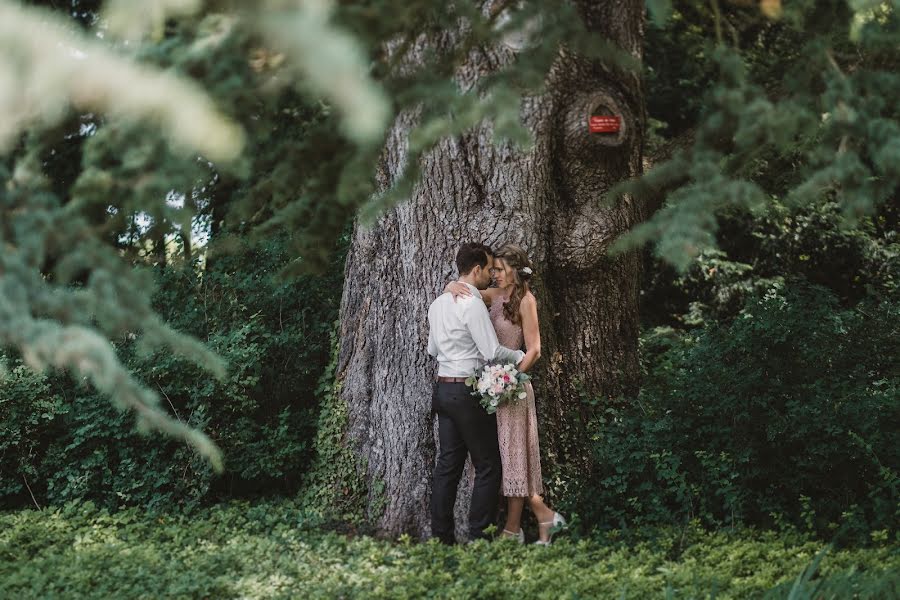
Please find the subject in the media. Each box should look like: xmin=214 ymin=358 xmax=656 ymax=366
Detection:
xmin=0 ymin=365 xmax=67 ymax=503
xmin=641 ymin=201 xmax=898 ymax=327
xmin=0 ymin=234 xmax=345 ymax=510
xmin=569 ymin=281 xmax=899 ymax=540
xmin=0 ymin=500 xmax=896 ymax=599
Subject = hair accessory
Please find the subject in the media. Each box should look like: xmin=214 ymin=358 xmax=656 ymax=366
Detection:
xmin=521 ymin=267 xmax=533 ymax=275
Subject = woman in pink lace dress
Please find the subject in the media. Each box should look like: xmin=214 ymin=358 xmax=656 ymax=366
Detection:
xmin=448 ymin=244 xmax=565 ymax=544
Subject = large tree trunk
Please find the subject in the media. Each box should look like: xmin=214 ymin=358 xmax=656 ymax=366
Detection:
xmin=338 ymin=1 xmax=646 ymax=539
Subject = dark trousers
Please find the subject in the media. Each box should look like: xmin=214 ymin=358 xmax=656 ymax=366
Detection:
xmin=430 ymin=381 xmax=501 ymax=544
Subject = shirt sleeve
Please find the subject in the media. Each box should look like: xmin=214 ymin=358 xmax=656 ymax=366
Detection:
xmin=427 ymin=305 xmax=439 ymax=357
xmin=462 ymin=299 xmax=526 ymax=365
xmin=427 ymin=329 xmax=438 ymax=357
xmin=496 ymin=345 xmax=526 ymax=365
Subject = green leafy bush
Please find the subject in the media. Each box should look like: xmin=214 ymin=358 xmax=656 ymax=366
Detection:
xmin=0 ymin=234 xmax=345 ymax=509
xmin=641 ymin=200 xmax=898 ymax=327
xmin=571 ymin=281 xmax=899 ymax=539
xmin=0 ymin=365 xmax=67 ymax=503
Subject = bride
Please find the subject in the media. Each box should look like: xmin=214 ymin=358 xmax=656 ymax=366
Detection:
xmin=447 ymin=243 xmax=565 ymax=544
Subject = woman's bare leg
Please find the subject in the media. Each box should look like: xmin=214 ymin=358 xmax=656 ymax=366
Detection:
xmin=503 ymin=497 xmax=526 ymax=533
xmin=504 ymin=494 xmax=561 ymax=541
xmin=527 ymin=495 xmax=557 ymax=542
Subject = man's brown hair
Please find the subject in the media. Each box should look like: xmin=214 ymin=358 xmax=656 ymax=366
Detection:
xmin=456 ymin=242 xmax=493 ymax=275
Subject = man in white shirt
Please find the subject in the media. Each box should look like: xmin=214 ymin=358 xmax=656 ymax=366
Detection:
xmin=427 ymin=242 xmax=526 ymax=544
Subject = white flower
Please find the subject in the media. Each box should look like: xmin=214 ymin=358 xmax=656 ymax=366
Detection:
xmin=518 ymin=391 xmax=527 ymax=400
xmin=521 ymin=266 xmax=533 ymax=275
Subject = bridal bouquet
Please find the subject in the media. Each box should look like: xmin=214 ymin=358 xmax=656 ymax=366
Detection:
xmin=465 ymin=362 xmax=531 ymax=414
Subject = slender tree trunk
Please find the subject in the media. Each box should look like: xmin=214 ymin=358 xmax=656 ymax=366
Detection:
xmin=338 ymin=0 xmax=646 ymax=539
xmin=151 ymin=222 xmax=167 ymax=269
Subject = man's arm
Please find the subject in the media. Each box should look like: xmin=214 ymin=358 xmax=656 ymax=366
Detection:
xmin=427 ymin=328 xmax=438 ymax=357
xmin=427 ymin=304 xmax=439 ymax=357
xmin=462 ymin=299 xmax=525 ymax=365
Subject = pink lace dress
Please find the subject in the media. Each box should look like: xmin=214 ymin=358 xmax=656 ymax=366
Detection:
xmin=490 ymin=295 xmax=544 ymax=497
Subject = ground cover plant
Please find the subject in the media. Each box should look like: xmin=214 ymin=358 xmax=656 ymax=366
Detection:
xmin=1 ymin=500 xmax=897 ymax=600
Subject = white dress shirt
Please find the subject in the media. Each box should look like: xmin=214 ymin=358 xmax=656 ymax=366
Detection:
xmin=427 ymin=283 xmax=526 ymax=377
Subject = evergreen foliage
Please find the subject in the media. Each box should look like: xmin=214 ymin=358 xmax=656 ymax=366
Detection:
xmin=616 ymin=0 xmax=900 ymax=271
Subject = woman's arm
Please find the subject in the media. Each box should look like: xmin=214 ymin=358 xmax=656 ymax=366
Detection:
xmin=444 ymin=281 xmax=472 ymax=300
xmin=443 ymin=282 xmax=501 ymax=307
xmin=517 ymin=293 xmax=541 ymax=372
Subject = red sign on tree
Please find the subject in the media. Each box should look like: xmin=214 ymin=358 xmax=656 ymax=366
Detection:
xmin=589 ymin=116 xmax=621 ymax=133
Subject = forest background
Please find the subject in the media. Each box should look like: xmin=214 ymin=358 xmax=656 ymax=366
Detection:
xmin=0 ymin=0 xmax=897 ymax=597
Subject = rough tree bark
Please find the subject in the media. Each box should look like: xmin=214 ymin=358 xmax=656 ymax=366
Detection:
xmin=337 ymin=0 xmax=646 ymax=539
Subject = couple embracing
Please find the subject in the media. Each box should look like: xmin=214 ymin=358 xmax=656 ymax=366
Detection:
xmin=427 ymin=242 xmax=565 ymax=545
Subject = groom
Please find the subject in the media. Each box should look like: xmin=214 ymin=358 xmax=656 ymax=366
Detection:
xmin=427 ymin=242 xmax=526 ymax=544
